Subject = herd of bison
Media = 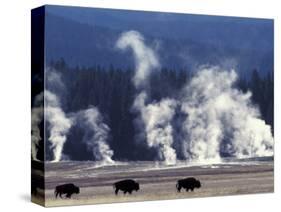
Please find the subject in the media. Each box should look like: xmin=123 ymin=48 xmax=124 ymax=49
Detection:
xmin=32 ymin=178 xmax=202 ymax=199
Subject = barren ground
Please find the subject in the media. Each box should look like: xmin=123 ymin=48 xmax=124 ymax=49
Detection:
xmin=31 ymin=159 xmax=274 ymax=207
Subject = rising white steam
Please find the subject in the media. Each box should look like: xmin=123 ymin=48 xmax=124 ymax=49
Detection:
xmin=116 ymin=31 xmax=159 ymax=90
xmin=44 ymin=70 xmax=73 ymax=162
xmin=133 ymin=92 xmax=178 ymax=164
xmin=45 ymin=90 xmax=72 ymax=162
xmin=181 ymin=67 xmax=273 ymax=162
xmin=73 ymin=107 xmax=114 ymax=164
xmin=31 ymin=88 xmax=72 ymax=162
xmin=31 ymin=92 xmax=44 ymax=161
xmin=32 ymin=69 xmax=114 ymax=163
xmin=117 ymin=30 xmax=177 ymax=165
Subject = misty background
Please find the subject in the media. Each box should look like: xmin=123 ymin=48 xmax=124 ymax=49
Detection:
xmin=32 ymin=5 xmax=273 ymax=162
xmin=44 ymin=5 xmax=273 ymax=77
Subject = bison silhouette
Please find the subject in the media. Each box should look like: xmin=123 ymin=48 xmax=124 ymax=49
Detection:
xmin=176 ymin=177 xmax=201 ymax=192
xmin=31 ymin=177 xmax=44 ymax=196
xmin=113 ymin=179 xmax=139 ymax=195
xmin=55 ymin=183 xmax=80 ymax=198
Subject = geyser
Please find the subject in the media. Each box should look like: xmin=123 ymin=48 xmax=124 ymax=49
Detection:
xmin=72 ymin=106 xmax=114 ymax=164
xmin=117 ymin=30 xmax=178 ymax=165
xmin=180 ymin=67 xmax=273 ymax=162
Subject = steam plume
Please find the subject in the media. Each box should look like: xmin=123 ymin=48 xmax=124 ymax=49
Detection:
xmin=133 ymin=92 xmax=178 ymax=164
xmin=31 ymin=89 xmax=72 ymax=162
xmin=32 ymin=69 xmax=72 ymax=162
xmin=180 ymin=67 xmax=273 ymax=162
xmin=44 ymin=70 xmax=73 ymax=162
xmin=45 ymin=90 xmax=72 ymax=162
xmin=73 ymin=107 xmax=114 ymax=164
xmin=116 ymin=31 xmax=159 ymax=89
xmin=31 ymin=92 xmax=44 ymax=161
xmin=117 ymin=30 xmax=177 ymax=164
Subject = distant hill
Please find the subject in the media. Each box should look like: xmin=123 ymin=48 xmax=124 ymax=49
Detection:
xmin=45 ymin=6 xmax=273 ymax=76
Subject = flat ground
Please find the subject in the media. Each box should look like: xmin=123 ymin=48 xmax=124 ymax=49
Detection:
xmin=32 ymin=159 xmax=274 ymax=207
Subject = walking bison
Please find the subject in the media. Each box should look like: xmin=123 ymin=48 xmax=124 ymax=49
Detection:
xmin=176 ymin=177 xmax=201 ymax=192
xmin=113 ymin=179 xmax=140 ymax=195
xmin=54 ymin=183 xmax=80 ymax=198
xmin=31 ymin=177 xmax=44 ymax=196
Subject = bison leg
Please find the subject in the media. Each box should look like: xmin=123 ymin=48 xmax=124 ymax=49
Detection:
xmin=176 ymin=184 xmax=181 ymax=192
xmin=59 ymin=192 xmax=63 ymax=198
xmin=115 ymin=188 xmax=119 ymax=195
xmin=123 ymin=190 xmax=127 ymax=194
xmin=128 ymin=190 xmax=132 ymax=194
xmin=185 ymin=188 xmax=189 ymax=192
xmin=55 ymin=191 xmax=59 ymax=198
xmin=66 ymin=193 xmax=72 ymax=198
xmin=191 ymin=188 xmax=194 ymax=192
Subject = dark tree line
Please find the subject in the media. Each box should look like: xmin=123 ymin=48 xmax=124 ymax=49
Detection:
xmin=49 ymin=59 xmax=274 ymax=161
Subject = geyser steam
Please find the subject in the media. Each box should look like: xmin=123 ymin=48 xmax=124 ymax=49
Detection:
xmin=31 ymin=70 xmax=72 ymax=162
xmin=117 ymin=30 xmax=273 ymax=163
xmin=45 ymin=90 xmax=72 ymax=162
xmin=32 ymin=69 xmax=114 ymax=163
xmin=180 ymin=67 xmax=273 ymax=161
xmin=73 ymin=107 xmax=114 ymax=164
xmin=117 ymin=31 xmax=178 ymax=165
xmin=116 ymin=31 xmax=159 ymax=89
xmin=31 ymin=93 xmax=44 ymax=161
xmin=133 ymin=92 xmax=178 ymax=164
xmin=32 ymin=31 xmax=273 ymax=164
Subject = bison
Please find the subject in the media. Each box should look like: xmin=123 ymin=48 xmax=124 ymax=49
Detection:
xmin=31 ymin=177 xmax=44 ymax=196
xmin=176 ymin=177 xmax=201 ymax=192
xmin=55 ymin=183 xmax=80 ymax=199
xmin=113 ymin=179 xmax=140 ymax=195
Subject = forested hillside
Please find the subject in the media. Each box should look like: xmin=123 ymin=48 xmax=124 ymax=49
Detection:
xmin=49 ymin=59 xmax=273 ymax=161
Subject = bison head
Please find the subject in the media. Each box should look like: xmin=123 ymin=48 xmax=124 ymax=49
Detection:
xmin=195 ymin=180 xmax=201 ymax=188
xmin=135 ymin=182 xmax=140 ymax=191
xmin=74 ymin=186 xmax=80 ymax=194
